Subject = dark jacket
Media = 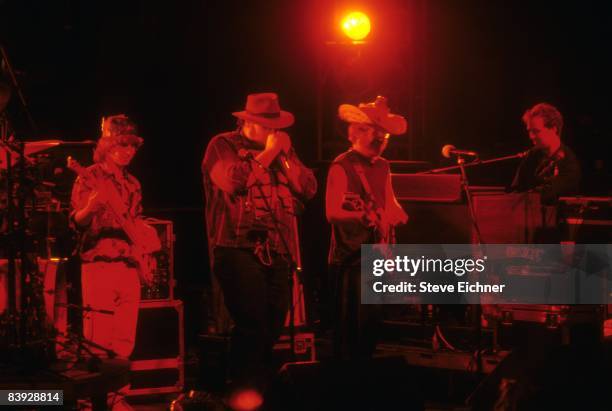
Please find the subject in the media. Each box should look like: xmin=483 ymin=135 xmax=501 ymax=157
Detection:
xmin=510 ymin=144 xmax=580 ymax=204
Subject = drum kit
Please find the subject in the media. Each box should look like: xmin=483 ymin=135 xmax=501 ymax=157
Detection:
xmin=0 ymin=135 xmax=98 ymax=365
xmin=1 ymin=44 xmax=122 ymax=371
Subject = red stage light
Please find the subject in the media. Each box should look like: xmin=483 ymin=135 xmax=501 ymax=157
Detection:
xmin=341 ymin=11 xmax=371 ymax=41
xmin=228 ymin=389 xmax=263 ymax=411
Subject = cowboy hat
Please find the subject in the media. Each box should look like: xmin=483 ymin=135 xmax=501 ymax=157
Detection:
xmin=338 ymin=96 xmax=407 ymax=135
xmin=232 ymin=93 xmax=294 ymax=129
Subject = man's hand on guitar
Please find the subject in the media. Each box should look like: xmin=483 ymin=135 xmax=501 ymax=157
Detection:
xmin=74 ymin=189 xmax=106 ymax=226
xmin=85 ymin=190 xmax=106 ymax=213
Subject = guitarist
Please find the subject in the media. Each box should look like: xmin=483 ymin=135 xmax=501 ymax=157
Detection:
xmin=326 ymin=96 xmax=409 ymax=360
xmin=70 ymin=114 xmax=148 ymax=370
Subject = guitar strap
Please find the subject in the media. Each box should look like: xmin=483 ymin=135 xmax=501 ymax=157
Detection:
xmin=351 ymin=159 xmax=395 ymax=246
xmin=352 ymin=161 xmax=376 ymax=205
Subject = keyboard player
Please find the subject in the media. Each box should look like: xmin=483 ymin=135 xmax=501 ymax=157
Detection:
xmin=510 ymin=103 xmax=580 ymax=204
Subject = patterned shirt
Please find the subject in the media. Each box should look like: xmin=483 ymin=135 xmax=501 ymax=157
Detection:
xmin=202 ymin=131 xmax=317 ymax=261
xmin=70 ymin=163 xmax=142 ymax=264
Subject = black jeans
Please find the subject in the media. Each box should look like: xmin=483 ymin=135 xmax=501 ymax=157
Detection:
xmin=330 ymin=261 xmax=383 ymax=361
xmin=213 ymin=247 xmax=290 ymax=391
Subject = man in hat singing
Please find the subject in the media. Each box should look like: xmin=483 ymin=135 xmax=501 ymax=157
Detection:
xmin=326 ymin=96 xmax=409 ymax=360
xmin=202 ymin=93 xmax=317 ymax=393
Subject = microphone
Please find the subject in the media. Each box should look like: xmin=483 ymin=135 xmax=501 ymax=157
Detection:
xmin=441 ymin=144 xmax=478 ymax=158
xmin=519 ymin=147 xmax=535 ymax=158
xmin=278 ymin=152 xmax=291 ymax=171
xmin=273 ymin=131 xmax=292 ymax=171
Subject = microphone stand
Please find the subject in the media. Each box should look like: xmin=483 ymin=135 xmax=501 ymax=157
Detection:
xmin=419 ymin=150 xmax=526 ymax=372
xmin=51 ymin=304 xmax=117 ymax=370
xmin=1 ymin=116 xmax=19 ymax=350
xmin=455 ymin=155 xmax=482 ymax=244
xmin=1 ymin=42 xmax=39 ymax=358
xmin=1 ymin=126 xmax=29 ymax=352
xmin=419 ymin=151 xmax=528 ymax=175
xmin=56 ymin=303 xmax=116 ymax=317
xmin=455 ymin=155 xmax=484 ymax=373
xmin=0 ymin=42 xmax=38 ymax=132
xmin=423 ymin=151 xmax=533 ymax=372
xmin=287 ymin=204 xmax=303 ymax=361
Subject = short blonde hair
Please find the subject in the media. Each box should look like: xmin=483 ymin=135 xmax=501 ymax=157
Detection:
xmin=522 ymin=103 xmax=563 ymax=135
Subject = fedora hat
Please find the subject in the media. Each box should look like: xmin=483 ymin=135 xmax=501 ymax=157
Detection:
xmin=232 ymin=93 xmax=294 ymax=129
xmin=338 ymin=96 xmax=407 ymax=135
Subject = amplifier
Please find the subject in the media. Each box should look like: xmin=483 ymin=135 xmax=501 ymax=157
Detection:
xmin=128 ymin=299 xmax=185 ymax=396
xmin=559 ymin=196 xmax=612 ymax=243
xmin=391 ymin=173 xmax=462 ymax=202
xmin=141 ymin=218 xmax=175 ymax=301
xmin=490 ymin=304 xmax=604 ymax=327
xmin=489 ymin=304 xmax=604 ymax=348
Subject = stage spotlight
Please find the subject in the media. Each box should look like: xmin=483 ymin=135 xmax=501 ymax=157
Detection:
xmin=341 ymin=11 xmax=371 ymax=42
xmin=227 ymin=389 xmax=263 ymax=411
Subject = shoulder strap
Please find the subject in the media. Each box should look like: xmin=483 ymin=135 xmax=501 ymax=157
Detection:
xmin=351 ymin=160 xmax=394 ymax=244
xmin=352 ymin=161 xmax=375 ymax=202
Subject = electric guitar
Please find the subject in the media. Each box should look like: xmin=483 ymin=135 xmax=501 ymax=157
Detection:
xmin=67 ymin=157 xmax=161 ymax=284
xmin=342 ymin=192 xmax=396 ymax=245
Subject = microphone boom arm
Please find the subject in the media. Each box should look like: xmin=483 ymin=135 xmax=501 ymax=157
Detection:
xmin=419 ymin=151 xmax=529 ymax=174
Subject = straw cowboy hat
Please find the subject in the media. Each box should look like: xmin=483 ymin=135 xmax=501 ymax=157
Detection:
xmin=232 ymin=92 xmax=295 ymax=129
xmin=338 ymin=96 xmax=407 ymax=135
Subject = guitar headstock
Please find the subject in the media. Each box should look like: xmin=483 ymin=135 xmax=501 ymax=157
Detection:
xmin=66 ymin=156 xmax=85 ymax=176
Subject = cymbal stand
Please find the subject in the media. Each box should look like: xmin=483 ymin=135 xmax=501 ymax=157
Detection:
xmin=52 ymin=303 xmax=117 ymax=368
xmin=1 ymin=42 xmax=39 ymax=358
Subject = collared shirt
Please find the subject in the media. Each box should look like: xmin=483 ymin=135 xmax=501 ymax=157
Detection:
xmin=70 ymin=163 xmax=142 ymax=264
xmin=202 ymin=131 xmax=317 ymax=261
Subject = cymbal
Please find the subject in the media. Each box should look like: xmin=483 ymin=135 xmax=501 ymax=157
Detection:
xmin=24 ymin=140 xmax=62 ymax=156
xmin=0 ymin=139 xmax=95 ymax=169
xmin=0 ymin=140 xmax=58 ymax=169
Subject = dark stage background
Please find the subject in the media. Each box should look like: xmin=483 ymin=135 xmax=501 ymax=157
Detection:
xmin=2 ymin=0 xmax=611 ymax=343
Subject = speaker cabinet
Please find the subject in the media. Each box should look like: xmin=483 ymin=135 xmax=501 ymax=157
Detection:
xmin=128 ymin=300 xmax=184 ymax=396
